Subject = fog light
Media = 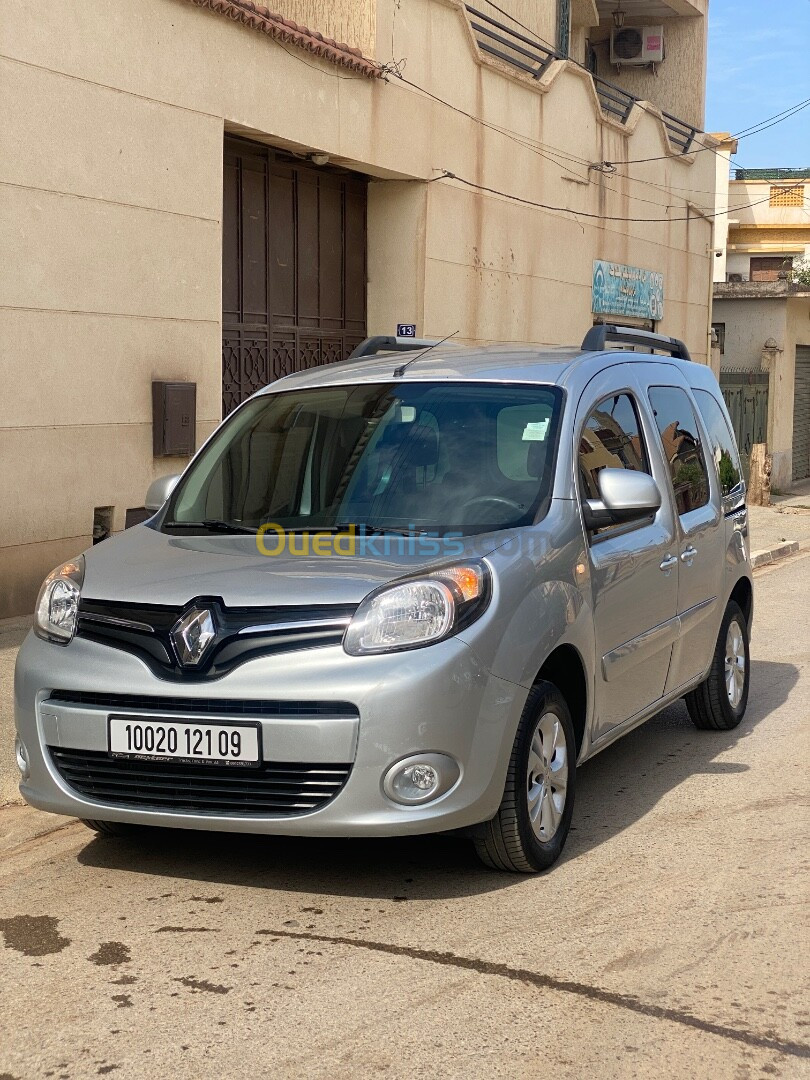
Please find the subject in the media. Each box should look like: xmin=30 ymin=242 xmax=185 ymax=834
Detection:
xmin=406 ymin=764 xmax=438 ymax=791
xmin=15 ymin=735 xmax=30 ymax=780
xmin=383 ymin=753 xmax=460 ymax=806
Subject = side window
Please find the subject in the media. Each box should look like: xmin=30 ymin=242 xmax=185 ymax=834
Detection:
xmin=648 ymin=386 xmax=710 ymax=515
xmin=693 ymin=389 xmax=744 ymax=499
xmin=579 ymin=392 xmax=649 ymax=504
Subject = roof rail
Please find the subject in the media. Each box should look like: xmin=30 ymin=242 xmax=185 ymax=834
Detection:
xmin=347 ymin=336 xmax=450 ymax=360
xmin=581 ymin=324 xmax=692 ymax=362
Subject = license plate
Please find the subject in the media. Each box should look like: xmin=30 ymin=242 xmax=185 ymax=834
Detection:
xmin=108 ymin=716 xmax=261 ymax=767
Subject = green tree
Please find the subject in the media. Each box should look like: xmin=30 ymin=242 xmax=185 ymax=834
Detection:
xmin=788 ymin=257 xmax=810 ymax=290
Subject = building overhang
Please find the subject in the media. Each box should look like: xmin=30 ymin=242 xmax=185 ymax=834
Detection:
xmin=714 ymin=282 xmax=810 ymax=301
xmin=594 ymin=0 xmax=706 ymax=21
xmin=707 ymin=131 xmax=738 ymax=154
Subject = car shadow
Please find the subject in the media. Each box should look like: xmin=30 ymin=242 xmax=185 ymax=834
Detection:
xmin=563 ymin=658 xmax=798 ymax=863
xmin=76 ymin=659 xmax=797 ymax=899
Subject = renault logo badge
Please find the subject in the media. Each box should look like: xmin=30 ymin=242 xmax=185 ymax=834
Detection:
xmin=171 ymin=606 xmax=216 ymax=667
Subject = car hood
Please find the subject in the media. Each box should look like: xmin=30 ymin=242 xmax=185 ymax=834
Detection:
xmin=80 ymin=524 xmax=508 ymax=608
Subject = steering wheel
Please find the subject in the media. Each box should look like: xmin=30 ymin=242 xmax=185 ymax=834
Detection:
xmin=462 ymin=495 xmax=524 ymax=524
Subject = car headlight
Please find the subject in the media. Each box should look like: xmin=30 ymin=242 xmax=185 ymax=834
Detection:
xmin=34 ymin=556 xmax=85 ymax=644
xmin=343 ymin=562 xmax=490 ymax=656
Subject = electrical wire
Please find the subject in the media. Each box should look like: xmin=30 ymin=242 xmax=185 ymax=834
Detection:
xmin=615 ymin=99 xmax=810 ymax=165
xmin=276 ymin=0 xmax=807 ymax=208
xmin=473 ymin=0 xmax=810 ymax=167
xmin=277 ymin=5 xmax=807 ymax=225
xmin=276 ymin=22 xmax=725 ymax=219
xmin=392 ymin=73 xmax=808 ymax=220
xmin=435 ymin=170 xmax=809 ymax=224
xmin=733 ymin=97 xmax=810 ymax=138
xmin=474 ymin=0 xmax=559 ymax=55
xmin=385 ymin=26 xmax=810 ymax=217
xmin=392 ymin=63 xmax=806 ymax=204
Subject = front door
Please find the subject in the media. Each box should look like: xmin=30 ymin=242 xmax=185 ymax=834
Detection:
xmin=576 ymin=367 xmax=680 ymax=741
xmin=222 ymin=136 xmax=367 ymax=416
xmin=645 ymin=378 xmax=724 ymax=692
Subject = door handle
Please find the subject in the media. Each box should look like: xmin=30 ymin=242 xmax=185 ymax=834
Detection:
xmin=681 ymin=545 xmax=697 ymax=564
xmin=659 ymin=555 xmax=678 ymax=572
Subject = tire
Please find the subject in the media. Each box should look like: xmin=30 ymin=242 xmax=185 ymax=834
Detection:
xmin=684 ymin=600 xmax=750 ymax=731
xmin=80 ymin=819 xmax=136 ymax=837
xmin=473 ymin=680 xmax=576 ymax=873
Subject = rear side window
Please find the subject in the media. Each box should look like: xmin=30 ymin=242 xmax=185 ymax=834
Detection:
xmin=648 ymin=387 xmax=710 ymax=515
xmin=693 ymin=389 xmax=744 ymax=498
xmin=579 ymin=393 xmax=649 ymax=502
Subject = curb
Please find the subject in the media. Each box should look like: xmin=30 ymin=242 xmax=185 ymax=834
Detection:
xmin=751 ymin=540 xmax=801 ymax=569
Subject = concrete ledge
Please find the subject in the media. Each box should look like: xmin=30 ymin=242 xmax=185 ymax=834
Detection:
xmin=751 ymin=541 xmax=800 ymax=569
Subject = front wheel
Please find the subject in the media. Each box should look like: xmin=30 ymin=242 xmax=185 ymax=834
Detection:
xmin=473 ymin=680 xmax=576 ymax=873
xmin=684 ymin=600 xmax=750 ymax=731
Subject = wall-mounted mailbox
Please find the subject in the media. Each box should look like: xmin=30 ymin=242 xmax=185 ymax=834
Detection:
xmin=152 ymin=381 xmax=196 ymax=457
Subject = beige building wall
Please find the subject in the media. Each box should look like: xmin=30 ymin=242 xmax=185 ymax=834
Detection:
xmin=728 ymin=180 xmax=810 ymax=229
xmin=724 ymin=178 xmax=810 ymax=278
xmin=713 ymin=293 xmax=810 ymax=489
xmin=710 ymin=133 xmax=737 ymax=283
xmin=0 ymin=0 xmax=715 ymax=618
xmin=274 ymin=0 xmax=377 ymax=54
xmin=482 ymin=0 xmax=558 ymax=44
xmin=588 ymin=10 xmax=707 ymax=130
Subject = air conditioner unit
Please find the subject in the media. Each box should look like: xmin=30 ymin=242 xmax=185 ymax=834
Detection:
xmin=727 ymin=273 xmax=744 ymax=283
xmin=610 ymin=26 xmax=664 ymax=65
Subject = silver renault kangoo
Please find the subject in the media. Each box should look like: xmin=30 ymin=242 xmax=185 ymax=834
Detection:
xmin=14 ymin=325 xmax=753 ymax=872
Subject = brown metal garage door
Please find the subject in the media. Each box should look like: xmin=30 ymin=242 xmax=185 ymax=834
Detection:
xmin=222 ymin=136 xmax=367 ymax=415
xmin=793 ymin=346 xmax=810 ymax=481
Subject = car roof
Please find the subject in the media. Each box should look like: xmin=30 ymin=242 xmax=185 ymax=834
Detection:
xmin=257 ymin=342 xmax=706 ymax=395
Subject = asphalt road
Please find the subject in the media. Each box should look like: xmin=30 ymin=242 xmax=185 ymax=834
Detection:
xmin=1 ymin=554 xmax=808 ymax=1080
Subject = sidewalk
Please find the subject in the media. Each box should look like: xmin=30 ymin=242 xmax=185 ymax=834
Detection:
xmin=748 ymin=479 xmax=810 ymax=567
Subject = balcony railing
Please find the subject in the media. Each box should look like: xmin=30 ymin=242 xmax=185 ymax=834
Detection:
xmin=660 ymin=109 xmax=699 ymax=153
xmin=465 ymin=5 xmax=557 ymax=79
xmin=465 ymin=4 xmax=699 ymax=153
xmin=592 ymin=72 xmax=635 ymax=123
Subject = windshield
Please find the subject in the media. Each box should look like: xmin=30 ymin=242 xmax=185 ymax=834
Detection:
xmin=164 ymin=381 xmax=563 ymax=536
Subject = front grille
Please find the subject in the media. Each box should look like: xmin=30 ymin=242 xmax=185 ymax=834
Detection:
xmin=49 ymin=690 xmax=357 ymax=719
xmin=49 ymin=747 xmax=352 ymax=816
xmin=76 ymin=598 xmax=356 ymax=681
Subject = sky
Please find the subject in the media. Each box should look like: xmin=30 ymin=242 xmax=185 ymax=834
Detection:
xmin=705 ymin=0 xmax=810 ymax=168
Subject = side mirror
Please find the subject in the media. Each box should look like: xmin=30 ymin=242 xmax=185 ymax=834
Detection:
xmin=144 ymin=473 xmax=181 ymax=512
xmin=583 ymin=468 xmax=661 ymax=531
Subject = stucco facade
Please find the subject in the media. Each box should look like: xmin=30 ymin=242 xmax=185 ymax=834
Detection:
xmin=711 ymin=159 xmax=810 ymax=490
xmin=713 ymin=284 xmax=810 ymax=490
xmin=0 ymin=0 xmax=716 ymax=617
xmin=720 ymin=174 xmax=810 ymax=282
xmin=587 ymin=0 xmax=708 ymax=131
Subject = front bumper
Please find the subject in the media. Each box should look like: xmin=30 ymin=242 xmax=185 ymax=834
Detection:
xmin=14 ymin=631 xmax=526 ymax=836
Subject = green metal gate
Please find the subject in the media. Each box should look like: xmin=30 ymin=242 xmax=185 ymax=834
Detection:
xmin=719 ymin=371 xmax=769 ymax=481
xmin=792 ymin=346 xmax=810 ymax=481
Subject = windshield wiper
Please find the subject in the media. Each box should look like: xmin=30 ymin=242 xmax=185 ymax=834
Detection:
xmin=167 ymin=519 xmax=256 ymax=534
xmin=272 ymin=525 xmax=349 ymax=535
xmin=338 ymin=523 xmax=428 ymax=537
